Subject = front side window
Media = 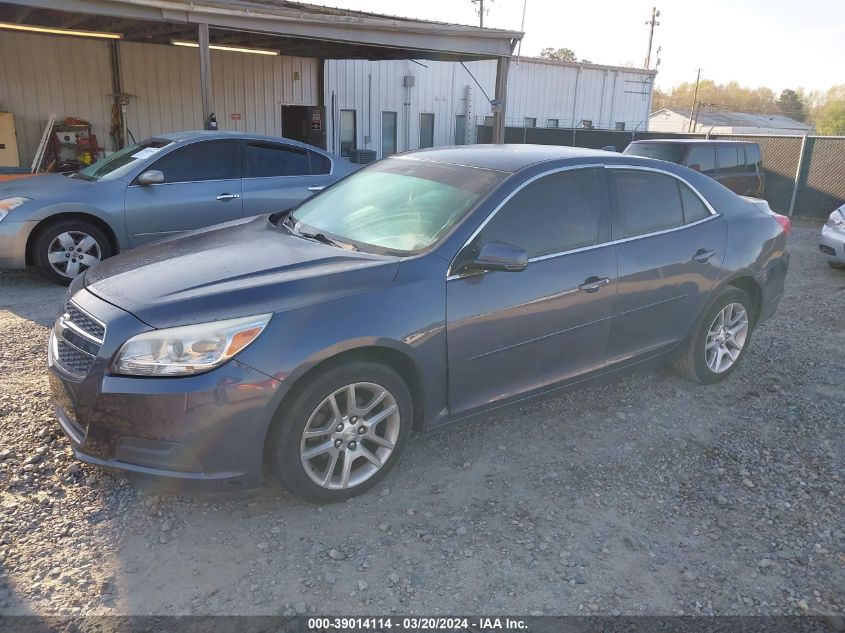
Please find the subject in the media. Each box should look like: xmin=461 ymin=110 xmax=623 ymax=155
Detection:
xmin=150 ymin=140 xmax=239 ymax=183
xmin=76 ymin=139 xmax=172 ymax=181
xmin=245 ymin=143 xmax=309 ymax=177
xmin=290 ymin=158 xmax=505 ymax=254
xmin=476 ymin=168 xmax=603 ymax=258
xmin=685 ymin=147 xmax=716 ymax=174
xmin=612 ymin=170 xmax=684 ymax=238
xmin=745 ymin=145 xmax=762 ymax=172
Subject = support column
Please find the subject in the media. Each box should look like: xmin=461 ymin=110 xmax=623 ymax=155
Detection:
xmin=198 ymin=23 xmax=214 ymax=128
xmin=492 ymin=56 xmax=510 ymax=144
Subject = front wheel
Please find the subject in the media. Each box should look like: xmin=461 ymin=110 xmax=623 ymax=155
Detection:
xmin=266 ymin=361 xmax=412 ymax=503
xmin=32 ymin=219 xmax=112 ymax=285
xmin=673 ymin=286 xmax=753 ymax=384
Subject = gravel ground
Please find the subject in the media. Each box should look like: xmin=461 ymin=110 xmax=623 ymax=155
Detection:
xmin=0 ymin=220 xmax=842 ymax=618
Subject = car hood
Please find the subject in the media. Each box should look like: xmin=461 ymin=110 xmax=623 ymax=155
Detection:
xmin=0 ymin=173 xmax=96 ymax=199
xmin=84 ymin=215 xmax=400 ymax=328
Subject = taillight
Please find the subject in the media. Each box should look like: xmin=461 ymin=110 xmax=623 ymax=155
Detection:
xmin=773 ymin=213 xmax=792 ymax=236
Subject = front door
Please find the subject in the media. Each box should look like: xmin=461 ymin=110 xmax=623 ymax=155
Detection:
xmin=606 ymin=167 xmax=727 ymax=365
xmin=446 ymin=167 xmax=617 ymax=416
xmin=241 ymin=141 xmax=333 ymax=216
xmin=124 ymin=139 xmax=242 ymax=247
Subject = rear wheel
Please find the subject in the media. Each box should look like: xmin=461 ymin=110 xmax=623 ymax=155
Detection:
xmin=32 ymin=219 xmax=111 ymax=285
xmin=673 ymin=286 xmax=753 ymax=384
xmin=266 ymin=361 xmax=412 ymax=503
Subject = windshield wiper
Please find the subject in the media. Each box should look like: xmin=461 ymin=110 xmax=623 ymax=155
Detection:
xmin=281 ymin=215 xmax=357 ymax=251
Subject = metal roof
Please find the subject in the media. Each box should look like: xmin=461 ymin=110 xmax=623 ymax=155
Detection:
xmin=2 ymin=0 xmax=522 ymax=60
xmin=652 ymin=108 xmax=811 ymax=131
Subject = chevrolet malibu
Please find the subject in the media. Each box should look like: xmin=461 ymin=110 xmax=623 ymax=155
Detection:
xmin=48 ymin=146 xmax=790 ymax=503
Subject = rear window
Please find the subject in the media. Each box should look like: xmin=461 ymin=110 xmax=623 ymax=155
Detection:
xmin=623 ymin=143 xmax=686 ymax=164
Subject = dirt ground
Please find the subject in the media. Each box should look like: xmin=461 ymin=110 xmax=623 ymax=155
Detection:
xmin=0 ymin=220 xmax=842 ymax=618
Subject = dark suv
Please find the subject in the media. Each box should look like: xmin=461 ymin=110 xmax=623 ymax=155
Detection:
xmin=624 ymin=140 xmax=764 ymax=197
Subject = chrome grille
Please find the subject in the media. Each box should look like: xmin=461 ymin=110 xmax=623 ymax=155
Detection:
xmin=52 ymin=298 xmax=106 ymax=379
xmin=64 ymin=302 xmax=105 ymax=341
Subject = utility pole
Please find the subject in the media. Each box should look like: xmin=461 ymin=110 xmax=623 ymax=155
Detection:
xmin=644 ymin=7 xmax=660 ymax=69
xmin=471 ymin=0 xmax=490 ymax=27
xmin=688 ymin=68 xmax=701 ymax=132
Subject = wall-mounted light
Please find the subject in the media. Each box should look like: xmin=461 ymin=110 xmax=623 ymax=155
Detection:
xmin=171 ymin=40 xmax=279 ymax=56
xmin=0 ymin=21 xmax=122 ymax=39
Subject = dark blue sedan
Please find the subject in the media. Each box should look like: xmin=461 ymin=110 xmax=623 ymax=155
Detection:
xmin=47 ymin=145 xmax=790 ymax=502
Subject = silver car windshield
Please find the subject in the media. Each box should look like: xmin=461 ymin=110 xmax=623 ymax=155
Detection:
xmin=290 ymin=157 xmax=506 ymax=254
xmin=75 ymin=139 xmax=173 ymax=181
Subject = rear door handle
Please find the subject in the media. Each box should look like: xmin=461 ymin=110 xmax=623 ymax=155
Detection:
xmin=692 ymin=248 xmax=716 ymax=263
xmin=579 ymin=276 xmax=610 ymax=293
xmin=307 ymin=185 xmax=325 ymax=192
xmin=216 ymin=193 xmax=240 ymax=201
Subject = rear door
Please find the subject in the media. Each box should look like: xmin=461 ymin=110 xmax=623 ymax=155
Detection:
xmin=124 ymin=139 xmax=242 ymax=247
xmin=606 ymin=167 xmax=727 ymax=365
xmin=446 ymin=167 xmax=617 ymax=415
xmin=241 ymin=141 xmax=334 ymax=216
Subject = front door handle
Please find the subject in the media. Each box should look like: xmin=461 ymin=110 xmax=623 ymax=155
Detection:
xmin=216 ymin=193 xmax=240 ymax=202
xmin=307 ymin=185 xmax=326 ymax=193
xmin=692 ymin=248 xmax=716 ymax=263
xmin=579 ymin=276 xmax=610 ymax=293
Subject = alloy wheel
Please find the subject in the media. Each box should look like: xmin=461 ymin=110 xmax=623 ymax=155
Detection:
xmin=704 ymin=302 xmax=749 ymax=373
xmin=47 ymin=231 xmax=102 ymax=279
xmin=300 ymin=382 xmax=401 ymax=490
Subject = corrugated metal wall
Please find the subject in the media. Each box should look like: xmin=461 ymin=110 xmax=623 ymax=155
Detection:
xmin=325 ymin=58 xmax=654 ymax=159
xmin=120 ymin=42 xmax=318 ymax=141
xmin=0 ymin=31 xmax=112 ymax=168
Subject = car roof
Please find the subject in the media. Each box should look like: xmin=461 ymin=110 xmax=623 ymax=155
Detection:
xmin=154 ymin=130 xmax=328 ymax=153
xmin=399 ymin=144 xmax=614 ymax=173
xmin=628 ymin=139 xmax=757 ymax=145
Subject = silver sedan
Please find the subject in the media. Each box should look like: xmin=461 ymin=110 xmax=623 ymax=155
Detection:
xmin=820 ymin=204 xmax=845 ymax=269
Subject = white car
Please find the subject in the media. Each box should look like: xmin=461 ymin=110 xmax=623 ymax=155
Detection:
xmin=820 ymin=204 xmax=845 ymax=269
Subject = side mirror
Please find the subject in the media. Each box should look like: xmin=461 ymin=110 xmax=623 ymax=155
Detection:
xmin=601 ymin=145 xmax=618 ymax=152
xmin=461 ymin=241 xmax=528 ymax=274
xmin=137 ymin=169 xmax=164 ymax=185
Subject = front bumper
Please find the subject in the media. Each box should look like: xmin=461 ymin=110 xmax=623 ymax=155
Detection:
xmin=0 ymin=220 xmax=37 ymax=268
xmin=820 ymin=224 xmax=845 ymax=264
xmin=48 ymin=286 xmax=288 ymax=490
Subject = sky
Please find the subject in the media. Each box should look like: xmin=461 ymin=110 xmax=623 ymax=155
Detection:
xmin=307 ymin=0 xmax=843 ymax=94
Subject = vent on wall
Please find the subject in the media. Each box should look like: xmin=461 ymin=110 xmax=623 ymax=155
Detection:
xmin=403 ymin=75 xmax=415 ymax=87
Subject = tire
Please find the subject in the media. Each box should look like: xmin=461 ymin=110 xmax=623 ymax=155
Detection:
xmin=828 ymin=261 xmax=845 ymax=270
xmin=32 ymin=218 xmax=112 ymax=285
xmin=673 ymin=286 xmax=754 ymax=384
xmin=266 ymin=361 xmax=413 ymax=503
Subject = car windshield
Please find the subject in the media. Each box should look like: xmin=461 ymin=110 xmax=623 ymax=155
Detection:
xmin=74 ymin=139 xmax=173 ymax=181
xmin=623 ymin=143 xmax=687 ymax=164
xmin=289 ymin=158 xmax=506 ymax=254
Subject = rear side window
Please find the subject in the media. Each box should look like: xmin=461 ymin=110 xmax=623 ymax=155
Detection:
xmin=152 ymin=140 xmax=239 ymax=183
xmin=623 ymin=143 xmax=686 ymax=164
xmin=309 ymin=151 xmax=331 ymax=175
xmin=478 ymin=168 xmax=603 ymax=258
xmin=679 ymin=183 xmax=711 ymax=223
xmin=611 ymin=170 xmax=684 ymax=238
xmin=745 ymin=145 xmax=762 ymax=172
xmin=685 ymin=147 xmax=716 ymax=174
xmin=245 ymin=143 xmax=310 ymax=177
xmin=717 ymin=146 xmax=742 ymax=173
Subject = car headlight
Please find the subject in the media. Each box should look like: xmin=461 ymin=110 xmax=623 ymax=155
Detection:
xmin=826 ymin=209 xmax=845 ymax=232
xmin=0 ymin=197 xmax=31 ymax=221
xmin=112 ymin=314 xmax=272 ymax=376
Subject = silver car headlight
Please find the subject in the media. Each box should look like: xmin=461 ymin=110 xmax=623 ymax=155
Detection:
xmin=112 ymin=314 xmax=272 ymax=376
xmin=826 ymin=208 xmax=845 ymax=232
xmin=0 ymin=196 xmax=31 ymax=221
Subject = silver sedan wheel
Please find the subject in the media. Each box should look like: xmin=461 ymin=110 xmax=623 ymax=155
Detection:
xmin=300 ymin=382 xmax=401 ymax=490
xmin=705 ymin=302 xmax=749 ymax=373
xmin=47 ymin=231 xmax=102 ymax=279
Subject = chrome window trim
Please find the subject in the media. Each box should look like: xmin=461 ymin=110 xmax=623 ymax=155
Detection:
xmin=446 ymin=162 xmax=720 ymax=281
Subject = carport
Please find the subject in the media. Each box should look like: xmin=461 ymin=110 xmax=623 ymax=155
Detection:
xmin=0 ymin=0 xmax=521 ymax=148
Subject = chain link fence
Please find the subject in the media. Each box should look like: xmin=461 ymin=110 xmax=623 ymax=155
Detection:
xmin=476 ymin=122 xmax=844 ymax=218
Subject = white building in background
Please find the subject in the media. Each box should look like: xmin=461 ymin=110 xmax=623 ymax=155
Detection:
xmin=325 ymin=57 xmax=656 ymax=159
xmin=649 ymin=108 xmax=813 ymax=135
xmin=0 ymin=28 xmax=656 ymax=167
